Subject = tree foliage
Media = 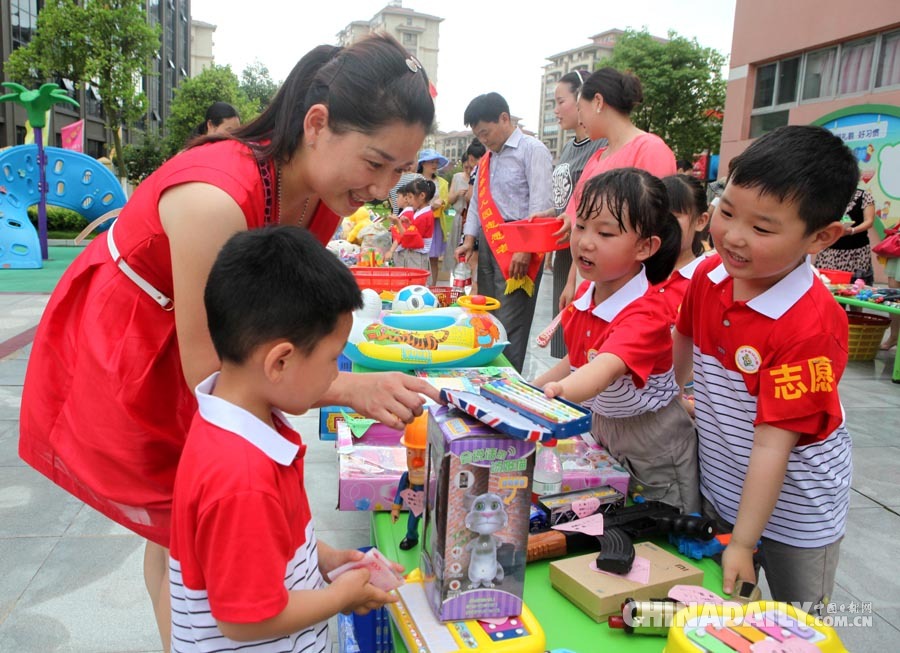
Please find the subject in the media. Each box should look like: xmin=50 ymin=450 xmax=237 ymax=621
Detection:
xmin=605 ymin=29 xmax=727 ymax=160
xmin=163 ymin=65 xmax=256 ymax=155
xmin=4 ymin=0 xmax=160 ymax=179
xmin=240 ymin=60 xmax=279 ymax=113
xmin=123 ymin=131 xmax=166 ymax=185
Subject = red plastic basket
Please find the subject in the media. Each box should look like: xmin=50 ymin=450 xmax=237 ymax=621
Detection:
xmin=498 ymin=217 xmax=568 ymax=253
xmin=818 ymin=268 xmax=852 ymax=284
xmin=350 ymin=266 xmax=429 ymax=292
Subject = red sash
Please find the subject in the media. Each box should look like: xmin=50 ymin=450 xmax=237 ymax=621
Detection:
xmin=477 ymin=152 xmax=543 ymax=296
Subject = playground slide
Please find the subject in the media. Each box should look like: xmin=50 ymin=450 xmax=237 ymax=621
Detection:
xmin=0 ymin=145 xmax=126 ymax=269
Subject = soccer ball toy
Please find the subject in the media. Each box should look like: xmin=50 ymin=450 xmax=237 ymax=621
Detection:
xmin=394 ymin=285 xmax=439 ymax=312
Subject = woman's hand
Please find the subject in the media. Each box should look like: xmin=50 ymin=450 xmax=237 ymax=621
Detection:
xmin=339 ymin=372 xmax=441 ymax=430
xmin=552 ymin=215 xmax=571 ymax=245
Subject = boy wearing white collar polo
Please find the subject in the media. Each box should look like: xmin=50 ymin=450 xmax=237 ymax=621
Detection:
xmin=169 ymin=227 xmax=399 ymax=653
xmin=674 ymin=126 xmax=858 ymax=613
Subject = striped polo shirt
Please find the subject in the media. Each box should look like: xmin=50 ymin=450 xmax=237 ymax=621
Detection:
xmin=562 ymin=268 xmax=680 ymax=418
xmin=169 ymin=373 xmax=327 ymax=653
xmin=676 ymin=256 xmax=852 ymax=548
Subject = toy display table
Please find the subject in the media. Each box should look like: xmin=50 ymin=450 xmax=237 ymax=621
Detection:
xmin=832 ymin=295 xmax=900 ymax=383
xmin=371 ymin=512 xmax=725 ymax=653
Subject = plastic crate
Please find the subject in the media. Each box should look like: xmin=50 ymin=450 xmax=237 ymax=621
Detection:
xmin=350 ymin=266 xmax=429 ymax=292
xmin=428 ymin=285 xmax=464 ymax=307
xmin=847 ymin=312 xmax=891 ymax=361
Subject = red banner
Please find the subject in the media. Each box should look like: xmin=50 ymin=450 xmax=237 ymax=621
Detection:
xmin=61 ymin=120 xmax=84 ymax=153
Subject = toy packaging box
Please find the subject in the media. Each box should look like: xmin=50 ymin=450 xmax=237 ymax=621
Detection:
xmin=552 ymin=437 xmax=631 ymax=496
xmin=420 ymin=405 xmax=535 ymax=621
xmin=549 ymin=541 xmax=703 ymax=623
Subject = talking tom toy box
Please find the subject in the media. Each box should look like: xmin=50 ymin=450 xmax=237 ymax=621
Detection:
xmin=420 ymin=404 xmax=535 ymax=622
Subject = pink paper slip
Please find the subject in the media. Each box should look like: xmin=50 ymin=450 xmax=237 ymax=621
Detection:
xmin=551 ymin=512 xmax=604 ymax=536
xmin=326 ymin=548 xmax=405 ymax=592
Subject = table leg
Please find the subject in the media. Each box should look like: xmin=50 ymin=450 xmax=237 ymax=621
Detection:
xmin=893 ymin=345 xmax=900 ymax=383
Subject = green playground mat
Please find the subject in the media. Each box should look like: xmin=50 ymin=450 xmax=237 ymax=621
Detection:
xmin=0 ymin=246 xmax=84 ymax=293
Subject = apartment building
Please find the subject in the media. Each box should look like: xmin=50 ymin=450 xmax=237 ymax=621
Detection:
xmin=336 ymin=1 xmax=442 ymax=91
xmin=0 ymin=0 xmax=191 ymax=153
xmin=538 ymin=30 xmax=621 ymax=158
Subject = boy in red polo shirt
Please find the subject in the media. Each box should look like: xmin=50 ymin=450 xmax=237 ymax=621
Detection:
xmin=169 ymin=227 xmax=399 ymax=653
xmin=674 ymin=126 xmax=858 ymax=612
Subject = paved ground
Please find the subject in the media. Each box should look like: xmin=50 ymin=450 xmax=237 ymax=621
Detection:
xmin=1 ymin=262 xmax=899 ymax=652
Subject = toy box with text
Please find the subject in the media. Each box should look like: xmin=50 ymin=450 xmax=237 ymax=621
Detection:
xmin=420 ymin=405 xmax=535 ymax=621
xmin=549 ymin=541 xmax=703 ymax=623
xmin=552 ymin=437 xmax=630 ymax=496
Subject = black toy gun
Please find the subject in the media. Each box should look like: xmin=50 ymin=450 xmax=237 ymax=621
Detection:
xmin=526 ymin=500 xmax=716 ymax=573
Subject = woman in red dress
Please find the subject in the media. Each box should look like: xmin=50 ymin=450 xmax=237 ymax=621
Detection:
xmin=19 ymin=34 xmax=437 ymax=650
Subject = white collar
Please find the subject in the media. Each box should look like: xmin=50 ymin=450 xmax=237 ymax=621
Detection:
xmin=573 ymin=267 xmax=649 ymax=321
xmin=499 ymin=127 xmax=523 ymax=152
xmin=195 ymin=372 xmax=298 ymax=466
xmin=414 ymin=205 xmax=431 ymax=218
xmin=707 ymin=257 xmax=814 ymax=319
xmin=677 ymin=250 xmax=715 ymax=280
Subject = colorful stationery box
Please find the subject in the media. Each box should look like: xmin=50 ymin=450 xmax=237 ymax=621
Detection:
xmin=421 ymin=405 xmax=535 ymax=621
xmin=440 ymin=382 xmax=591 ymax=443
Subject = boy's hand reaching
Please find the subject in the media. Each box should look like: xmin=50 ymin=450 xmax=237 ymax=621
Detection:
xmin=721 ymin=541 xmax=756 ymax=596
xmin=543 ymin=381 xmax=565 ymax=400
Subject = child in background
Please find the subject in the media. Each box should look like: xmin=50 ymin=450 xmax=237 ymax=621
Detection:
xmin=533 ymin=167 xmax=700 ymax=513
xmin=674 ymin=125 xmax=857 ymax=609
xmin=386 ymin=188 xmax=417 ymax=265
xmin=654 ymin=174 xmax=713 ymax=324
xmin=169 ymin=227 xmax=399 ymax=652
xmin=387 ymin=177 xmax=435 ymax=283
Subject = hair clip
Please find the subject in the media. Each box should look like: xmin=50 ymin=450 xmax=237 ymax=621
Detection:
xmin=405 ymin=56 xmax=422 ymax=73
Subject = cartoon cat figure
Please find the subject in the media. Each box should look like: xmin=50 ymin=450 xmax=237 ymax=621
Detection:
xmin=464 ymin=492 xmax=508 ymax=589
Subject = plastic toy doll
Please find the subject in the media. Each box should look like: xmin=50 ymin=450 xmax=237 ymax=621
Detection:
xmin=391 ymin=411 xmax=429 ymax=550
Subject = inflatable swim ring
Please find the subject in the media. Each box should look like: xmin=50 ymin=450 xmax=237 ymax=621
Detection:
xmin=344 ymin=288 xmax=509 ymax=370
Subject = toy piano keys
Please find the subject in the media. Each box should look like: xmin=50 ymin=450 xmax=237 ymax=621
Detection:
xmin=440 ymin=378 xmax=591 ymax=442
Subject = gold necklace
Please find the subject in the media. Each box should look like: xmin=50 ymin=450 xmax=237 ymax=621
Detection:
xmin=277 ymin=165 xmax=310 ymax=226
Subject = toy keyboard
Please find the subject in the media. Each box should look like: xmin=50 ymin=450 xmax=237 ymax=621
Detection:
xmin=666 ymin=601 xmax=847 ymax=652
xmin=386 ymin=571 xmax=545 ymax=653
xmin=440 ymin=381 xmax=591 ymax=442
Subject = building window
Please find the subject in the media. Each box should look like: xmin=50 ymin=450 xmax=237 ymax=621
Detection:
xmin=838 ymin=38 xmax=875 ymax=95
xmin=402 ymin=32 xmax=417 ymax=47
xmin=876 ymin=30 xmax=900 ymax=88
xmin=10 ymin=0 xmax=40 ymax=50
xmin=86 ymin=139 xmax=105 ymax=159
xmin=802 ymin=47 xmax=837 ymax=100
xmin=752 ymin=57 xmax=799 ymax=111
xmin=749 ymin=110 xmax=789 ymax=138
xmin=753 ymin=63 xmax=776 ymax=109
xmin=776 ymin=57 xmax=800 ymax=104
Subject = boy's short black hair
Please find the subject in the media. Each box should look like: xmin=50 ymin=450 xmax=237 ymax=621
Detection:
xmin=727 ymin=125 xmax=858 ymax=233
xmin=205 ymin=226 xmax=362 ymax=363
xmin=463 ymin=92 xmax=510 ymax=127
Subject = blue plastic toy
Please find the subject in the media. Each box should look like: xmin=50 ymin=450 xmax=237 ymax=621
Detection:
xmin=0 ymin=145 xmax=126 ymax=269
